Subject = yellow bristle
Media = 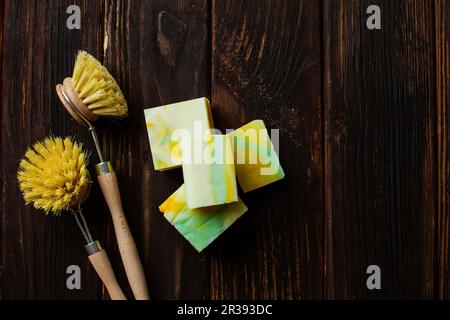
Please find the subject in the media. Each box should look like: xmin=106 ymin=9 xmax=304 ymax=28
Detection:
xmin=17 ymin=137 xmax=91 ymax=215
xmin=72 ymin=50 xmax=128 ymax=118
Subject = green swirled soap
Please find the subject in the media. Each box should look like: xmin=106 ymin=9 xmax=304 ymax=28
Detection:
xmin=159 ymin=184 xmax=248 ymax=252
xmin=181 ymin=134 xmax=238 ymax=209
xmin=144 ymin=97 xmax=213 ymax=171
xmin=231 ymin=120 xmax=285 ymax=192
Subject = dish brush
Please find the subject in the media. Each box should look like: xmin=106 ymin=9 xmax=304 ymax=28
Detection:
xmin=17 ymin=136 xmax=126 ymax=300
xmin=55 ymin=51 xmax=149 ymax=300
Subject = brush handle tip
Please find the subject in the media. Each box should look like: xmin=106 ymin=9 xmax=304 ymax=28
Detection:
xmin=88 ymin=248 xmax=127 ymax=300
xmin=97 ymin=170 xmax=150 ymax=300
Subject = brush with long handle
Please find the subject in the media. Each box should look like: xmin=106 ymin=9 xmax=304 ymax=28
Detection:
xmin=55 ymin=51 xmax=149 ymax=300
xmin=17 ymin=137 xmax=126 ymax=300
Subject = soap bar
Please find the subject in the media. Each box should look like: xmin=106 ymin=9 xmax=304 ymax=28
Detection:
xmin=231 ymin=120 xmax=285 ymax=192
xmin=159 ymin=185 xmax=248 ymax=252
xmin=144 ymin=97 xmax=213 ymax=171
xmin=181 ymin=134 xmax=238 ymax=209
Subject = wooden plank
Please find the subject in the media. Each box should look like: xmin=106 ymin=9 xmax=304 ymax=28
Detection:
xmin=1 ymin=0 xmax=447 ymax=300
xmin=436 ymin=0 xmax=450 ymax=300
xmin=323 ymin=0 xmax=436 ymax=299
xmin=101 ymin=0 xmax=210 ymax=299
xmin=1 ymin=0 xmax=106 ymax=299
xmin=211 ymin=0 xmax=324 ymax=299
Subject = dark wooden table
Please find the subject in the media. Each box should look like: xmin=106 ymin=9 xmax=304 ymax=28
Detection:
xmin=1 ymin=0 xmax=449 ymax=300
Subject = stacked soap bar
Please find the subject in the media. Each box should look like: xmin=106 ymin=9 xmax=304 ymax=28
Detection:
xmin=182 ymin=134 xmax=238 ymax=209
xmin=159 ymin=185 xmax=248 ymax=252
xmin=144 ymin=97 xmax=213 ymax=171
xmin=144 ymin=98 xmax=284 ymax=252
xmin=231 ymin=120 xmax=285 ymax=192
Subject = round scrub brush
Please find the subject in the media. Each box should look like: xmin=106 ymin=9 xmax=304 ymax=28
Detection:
xmin=18 ymin=136 xmax=126 ymax=300
xmin=55 ymin=51 xmax=149 ymax=300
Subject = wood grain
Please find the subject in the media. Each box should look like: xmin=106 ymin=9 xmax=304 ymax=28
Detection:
xmin=1 ymin=0 xmax=106 ymax=299
xmin=211 ymin=0 xmax=324 ymax=299
xmin=1 ymin=0 xmax=450 ymax=300
xmin=436 ymin=0 xmax=450 ymax=300
xmin=100 ymin=0 xmax=210 ymax=299
xmin=324 ymin=0 xmax=436 ymax=299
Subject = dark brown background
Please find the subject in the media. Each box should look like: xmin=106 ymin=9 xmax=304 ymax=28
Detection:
xmin=1 ymin=0 xmax=449 ymax=300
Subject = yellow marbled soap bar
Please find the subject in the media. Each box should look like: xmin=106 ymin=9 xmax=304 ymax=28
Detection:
xmin=231 ymin=120 xmax=285 ymax=192
xmin=144 ymin=97 xmax=213 ymax=171
xmin=159 ymin=184 xmax=248 ymax=252
xmin=181 ymin=134 xmax=238 ymax=209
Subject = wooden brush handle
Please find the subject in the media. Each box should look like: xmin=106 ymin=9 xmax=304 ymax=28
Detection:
xmin=88 ymin=249 xmax=127 ymax=300
xmin=97 ymin=171 xmax=150 ymax=300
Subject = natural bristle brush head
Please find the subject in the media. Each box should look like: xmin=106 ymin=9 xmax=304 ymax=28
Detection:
xmin=56 ymin=50 xmax=128 ymax=127
xmin=17 ymin=136 xmax=91 ymax=214
xmin=18 ymin=138 xmax=127 ymax=300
